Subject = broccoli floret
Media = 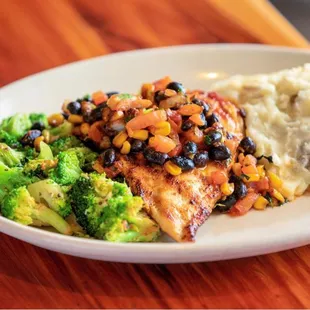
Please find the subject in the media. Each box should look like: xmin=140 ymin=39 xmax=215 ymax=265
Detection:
xmin=0 ymin=130 xmax=21 ymax=148
xmin=1 ymin=186 xmax=72 ymax=235
xmin=49 ymin=121 xmax=73 ymax=140
xmin=0 ymin=114 xmax=32 ymax=139
xmin=23 ymin=159 xmax=58 ymax=179
xmin=29 ymin=113 xmax=48 ymax=128
xmin=0 ymin=143 xmax=24 ymax=167
xmin=49 ymin=136 xmax=83 ymax=155
xmin=49 ymin=151 xmax=82 ymax=185
xmin=37 ymin=141 xmax=53 ymax=160
xmin=27 ymin=179 xmax=72 ymax=218
xmin=23 ymin=147 xmax=38 ymax=161
xmin=66 ymin=147 xmax=98 ymax=171
xmin=0 ymin=162 xmax=35 ymax=203
xmin=70 ymin=173 xmax=160 ymax=242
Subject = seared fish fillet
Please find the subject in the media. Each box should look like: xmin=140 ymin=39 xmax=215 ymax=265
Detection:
xmin=120 ymin=98 xmax=244 ymax=242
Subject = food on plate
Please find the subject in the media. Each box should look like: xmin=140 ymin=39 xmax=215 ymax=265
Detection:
xmin=211 ymin=64 xmax=310 ymax=200
xmin=0 ymin=65 xmax=308 ymax=242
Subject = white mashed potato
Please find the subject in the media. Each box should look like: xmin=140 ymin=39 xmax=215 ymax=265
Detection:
xmin=211 ymin=64 xmax=310 ymax=199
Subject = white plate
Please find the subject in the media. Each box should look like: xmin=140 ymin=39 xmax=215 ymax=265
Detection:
xmin=0 ymin=44 xmax=309 ymax=263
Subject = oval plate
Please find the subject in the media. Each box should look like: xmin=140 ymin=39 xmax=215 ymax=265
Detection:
xmin=0 ymin=44 xmax=309 ymax=263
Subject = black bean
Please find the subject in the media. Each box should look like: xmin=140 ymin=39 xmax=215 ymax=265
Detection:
xmin=198 ymin=113 xmax=207 ymax=129
xmin=131 ymin=139 xmax=146 ymax=153
xmin=216 ymin=195 xmax=237 ymax=213
xmin=181 ymin=120 xmax=193 ymax=131
xmin=106 ymin=91 xmax=119 ymax=98
xmin=209 ymin=144 xmax=231 ymax=161
xmin=239 ymin=137 xmax=256 ymax=155
xmin=144 ymin=148 xmax=169 ymax=165
xmin=206 ymin=113 xmax=219 ymax=127
xmin=240 ymin=108 xmax=246 ymax=118
xmin=31 ymin=122 xmax=45 ymax=131
xmin=234 ymin=180 xmax=248 ymax=199
xmin=67 ymin=101 xmax=81 ymax=115
xmin=229 ymin=175 xmax=248 ymax=199
xmin=204 ymin=130 xmax=222 ymax=146
xmin=171 ymin=156 xmax=195 ymax=171
xmin=62 ymin=113 xmax=69 ymax=120
xmin=89 ymin=104 xmax=106 ymax=123
xmin=192 ymin=98 xmax=210 ymax=114
xmin=183 ymin=141 xmax=198 ymax=156
xmin=20 ymin=130 xmax=42 ymax=146
xmin=166 ymin=81 xmax=185 ymax=93
xmin=193 ymin=151 xmax=209 ymax=168
xmin=102 ymin=148 xmax=116 ymax=167
xmin=154 ymin=90 xmax=166 ymax=104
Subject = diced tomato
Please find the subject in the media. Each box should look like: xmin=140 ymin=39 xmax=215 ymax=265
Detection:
xmin=230 ymin=192 xmax=259 ymax=216
xmin=243 ymin=154 xmax=257 ymax=166
xmin=126 ymin=110 xmax=167 ymax=132
xmin=153 ymin=76 xmax=172 ymax=91
xmin=183 ymin=126 xmax=204 ymax=144
xmin=242 ymin=164 xmax=258 ymax=175
xmin=149 ymin=135 xmax=176 ymax=153
xmin=189 ymin=113 xmax=205 ymax=126
xmin=210 ymin=171 xmax=228 ymax=185
xmin=179 ymin=104 xmax=203 ymax=116
xmin=168 ymin=143 xmax=182 ymax=157
xmin=247 ymin=177 xmax=270 ymax=191
xmin=92 ymin=91 xmax=108 ymax=106
xmin=207 ymin=91 xmax=224 ymax=102
xmin=232 ymin=163 xmax=242 ymax=176
xmin=167 ymin=109 xmax=182 ymax=132
xmin=88 ymin=121 xmax=103 ymax=143
xmin=224 ymin=139 xmax=239 ymax=153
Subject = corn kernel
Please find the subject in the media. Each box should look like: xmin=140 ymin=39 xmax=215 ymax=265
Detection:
xmin=48 ymin=113 xmax=64 ymax=127
xmin=68 ymin=114 xmax=84 ymax=124
xmin=271 ymin=189 xmax=285 ymax=203
xmin=120 ymin=141 xmax=131 ymax=155
xmin=164 ymin=89 xmax=177 ymax=97
xmin=110 ymin=111 xmax=124 ymax=122
xmin=80 ymin=123 xmax=90 ymax=135
xmin=34 ymin=136 xmax=44 ymax=151
xmin=257 ymin=165 xmax=266 ymax=177
xmin=129 ymin=129 xmax=149 ymax=141
xmin=100 ymin=136 xmax=111 ymax=149
xmin=253 ymin=195 xmax=269 ymax=210
xmin=242 ymin=173 xmax=260 ymax=182
xmin=268 ymin=172 xmax=283 ymax=191
xmin=113 ymin=131 xmax=128 ymax=148
xmin=220 ymin=182 xmax=234 ymax=196
xmin=164 ymin=160 xmax=182 ymax=176
xmin=154 ymin=121 xmax=171 ymax=136
xmin=42 ymin=129 xmax=50 ymax=144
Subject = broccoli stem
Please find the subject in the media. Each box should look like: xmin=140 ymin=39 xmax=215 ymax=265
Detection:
xmin=33 ymin=204 xmax=72 ymax=235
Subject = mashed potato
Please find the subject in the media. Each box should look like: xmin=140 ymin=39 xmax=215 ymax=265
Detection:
xmin=211 ymin=64 xmax=310 ymax=199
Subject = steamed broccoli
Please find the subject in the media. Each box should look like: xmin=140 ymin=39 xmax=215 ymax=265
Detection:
xmin=23 ymin=142 xmax=56 ymax=178
xmin=0 ymin=114 xmax=32 ymax=139
xmin=70 ymin=173 xmax=160 ymax=242
xmin=1 ymin=186 xmax=72 ymax=235
xmin=0 ymin=130 xmax=21 ymax=148
xmin=27 ymin=179 xmax=72 ymax=218
xmin=0 ymin=143 xmax=24 ymax=167
xmin=49 ymin=150 xmax=82 ymax=185
xmin=49 ymin=121 xmax=73 ymax=140
xmin=29 ymin=113 xmax=48 ymax=128
xmin=49 ymin=136 xmax=83 ymax=155
xmin=0 ymin=162 xmax=35 ymax=203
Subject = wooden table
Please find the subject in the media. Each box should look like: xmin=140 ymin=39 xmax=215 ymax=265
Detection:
xmin=1 ymin=0 xmax=309 ymax=308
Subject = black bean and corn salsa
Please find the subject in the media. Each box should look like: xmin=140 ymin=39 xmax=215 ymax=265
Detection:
xmin=0 ymin=76 xmax=289 ymax=242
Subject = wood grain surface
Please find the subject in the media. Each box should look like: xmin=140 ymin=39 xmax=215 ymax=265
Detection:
xmin=0 ymin=0 xmax=309 ymax=308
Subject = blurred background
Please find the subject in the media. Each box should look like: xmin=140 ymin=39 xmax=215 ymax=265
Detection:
xmin=0 ymin=0 xmax=309 ymax=87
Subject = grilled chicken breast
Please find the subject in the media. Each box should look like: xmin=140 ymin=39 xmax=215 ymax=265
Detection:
xmin=118 ymin=97 xmax=245 ymax=242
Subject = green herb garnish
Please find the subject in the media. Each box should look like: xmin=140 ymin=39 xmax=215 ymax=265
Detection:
xmin=240 ymin=173 xmax=250 ymax=180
